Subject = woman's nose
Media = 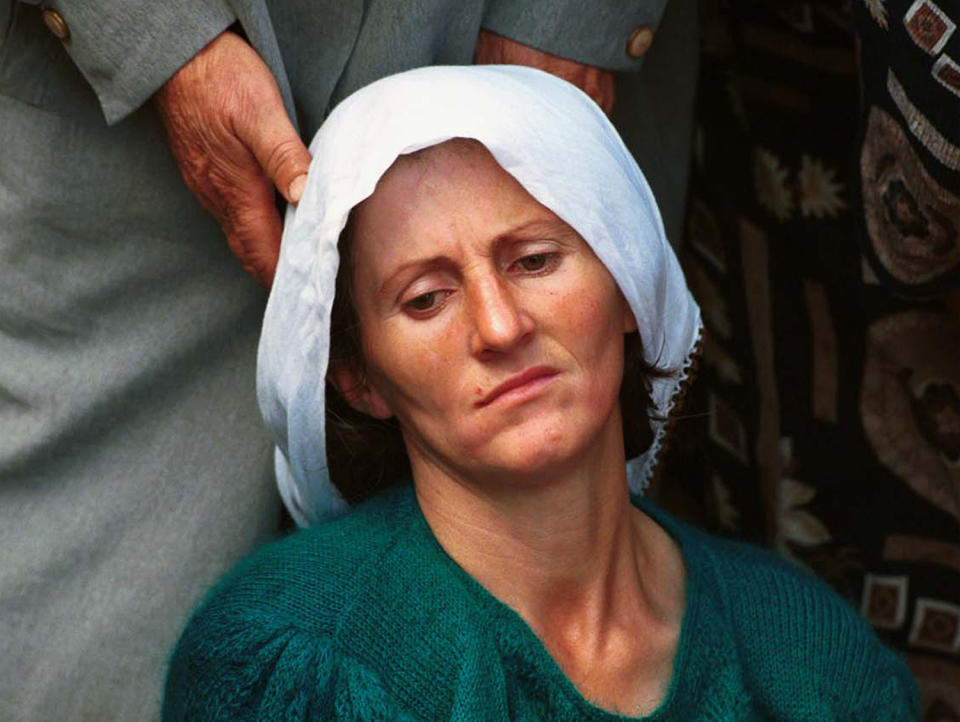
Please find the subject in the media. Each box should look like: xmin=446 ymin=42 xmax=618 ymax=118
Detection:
xmin=467 ymin=276 xmax=534 ymax=356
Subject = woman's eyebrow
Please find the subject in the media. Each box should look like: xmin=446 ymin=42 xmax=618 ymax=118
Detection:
xmin=378 ymin=256 xmax=452 ymax=297
xmin=495 ymin=217 xmax=572 ymax=241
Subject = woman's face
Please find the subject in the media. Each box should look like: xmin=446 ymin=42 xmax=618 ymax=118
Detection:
xmin=337 ymin=141 xmax=636 ymax=484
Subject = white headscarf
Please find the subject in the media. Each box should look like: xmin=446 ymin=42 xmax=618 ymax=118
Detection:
xmin=258 ymin=65 xmax=702 ymax=527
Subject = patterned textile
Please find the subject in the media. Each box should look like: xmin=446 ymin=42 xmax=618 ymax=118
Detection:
xmin=657 ymin=1 xmax=960 ymax=716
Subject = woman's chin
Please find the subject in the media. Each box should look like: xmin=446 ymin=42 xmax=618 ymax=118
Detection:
xmin=411 ymin=402 xmax=622 ymax=488
xmin=461 ymin=427 xmax=605 ymax=483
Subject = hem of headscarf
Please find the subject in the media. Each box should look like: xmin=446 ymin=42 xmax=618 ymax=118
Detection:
xmin=637 ymin=319 xmax=706 ymax=494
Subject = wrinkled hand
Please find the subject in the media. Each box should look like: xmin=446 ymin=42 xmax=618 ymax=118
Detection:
xmin=154 ymin=31 xmax=310 ymax=286
xmin=473 ymin=30 xmax=615 ymax=115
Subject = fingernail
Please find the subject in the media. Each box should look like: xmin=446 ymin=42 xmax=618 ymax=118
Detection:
xmin=288 ymin=174 xmax=307 ymax=204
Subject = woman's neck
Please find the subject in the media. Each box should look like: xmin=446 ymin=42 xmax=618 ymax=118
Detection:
xmin=410 ymin=419 xmax=686 ymax=714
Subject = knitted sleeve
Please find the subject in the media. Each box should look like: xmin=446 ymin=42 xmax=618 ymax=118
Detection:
xmin=849 ymin=651 xmax=922 ymax=722
xmin=162 ymin=608 xmax=415 ymax=721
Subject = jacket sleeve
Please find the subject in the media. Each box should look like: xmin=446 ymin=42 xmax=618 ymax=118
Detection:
xmin=480 ymin=0 xmax=668 ymax=72
xmin=16 ymin=0 xmax=235 ymax=124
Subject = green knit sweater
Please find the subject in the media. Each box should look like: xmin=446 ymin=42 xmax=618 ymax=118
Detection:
xmin=163 ymin=484 xmax=920 ymax=721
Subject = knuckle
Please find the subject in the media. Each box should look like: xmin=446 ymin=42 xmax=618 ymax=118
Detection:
xmin=264 ymin=138 xmax=302 ymax=179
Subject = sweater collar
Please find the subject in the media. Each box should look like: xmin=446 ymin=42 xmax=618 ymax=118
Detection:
xmin=395 ymin=483 xmax=746 ymax=720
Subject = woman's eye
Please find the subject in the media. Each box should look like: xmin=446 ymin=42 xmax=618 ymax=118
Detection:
xmin=512 ymin=252 xmax=559 ymax=274
xmin=519 ymin=254 xmax=548 ymax=271
xmin=405 ymin=291 xmax=442 ymax=312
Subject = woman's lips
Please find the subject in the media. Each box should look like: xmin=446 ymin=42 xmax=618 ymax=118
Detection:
xmin=476 ymin=366 xmax=560 ymax=408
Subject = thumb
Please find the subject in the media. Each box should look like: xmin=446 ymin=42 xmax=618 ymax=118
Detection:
xmin=242 ymin=101 xmax=312 ymax=206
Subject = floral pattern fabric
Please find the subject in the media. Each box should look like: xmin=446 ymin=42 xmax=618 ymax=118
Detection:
xmin=657 ymin=1 xmax=960 ymax=717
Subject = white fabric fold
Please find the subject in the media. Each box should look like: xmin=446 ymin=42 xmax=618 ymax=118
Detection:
xmin=257 ymin=65 xmax=702 ymax=527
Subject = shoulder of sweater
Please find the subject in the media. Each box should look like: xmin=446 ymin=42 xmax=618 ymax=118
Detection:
xmin=192 ymin=484 xmax=420 ymax=638
xmin=692 ymin=527 xmax=861 ymax=626
xmin=682 ymin=524 xmax=912 ymax=710
xmin=169 ymin=484 xmax=502 ymax=720
xmin=187 ymin=484 xmax=489 ymax=649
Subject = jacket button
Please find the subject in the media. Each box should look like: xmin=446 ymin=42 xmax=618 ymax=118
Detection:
xmin=41 ymin=9 xmax=70 ymax=41
xmin=626 ymin=26 xmax=654 ymax=59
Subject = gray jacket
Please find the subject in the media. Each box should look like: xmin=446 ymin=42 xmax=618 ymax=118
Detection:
xmin=2 ymin=0 xmax=665 ymax=127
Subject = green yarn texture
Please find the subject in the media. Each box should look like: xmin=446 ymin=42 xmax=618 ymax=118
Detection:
xmin=163 ymin=484 xmax=920 ymax=721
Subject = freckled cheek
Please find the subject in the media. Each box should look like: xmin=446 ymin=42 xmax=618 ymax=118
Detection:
xmin=375 ymin=323 xmax=466 ymax=413
xmin=545 ymin=285 xmax=624 ymax=397
xmin=542 ymin=284 xmax=620 ymax=348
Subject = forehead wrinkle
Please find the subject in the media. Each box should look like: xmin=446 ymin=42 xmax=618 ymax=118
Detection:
xmin=493 ymin=216 xmax=578 ymax=243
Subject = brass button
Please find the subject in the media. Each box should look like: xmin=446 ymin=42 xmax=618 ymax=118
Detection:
xmin=626 ymin=25 xmax=654 ymax=59
xmin=41 ymin=9 xmax=70 ymax=41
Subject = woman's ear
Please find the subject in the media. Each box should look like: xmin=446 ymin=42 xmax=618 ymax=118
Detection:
xmin=328 ymin=363 xmax=394 ymax=420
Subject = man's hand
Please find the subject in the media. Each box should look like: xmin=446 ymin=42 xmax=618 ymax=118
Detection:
xmin=473 ymin=30 xmax=615 ymax=115
xmin=154 ymin=31 xmax=310 ymax=287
